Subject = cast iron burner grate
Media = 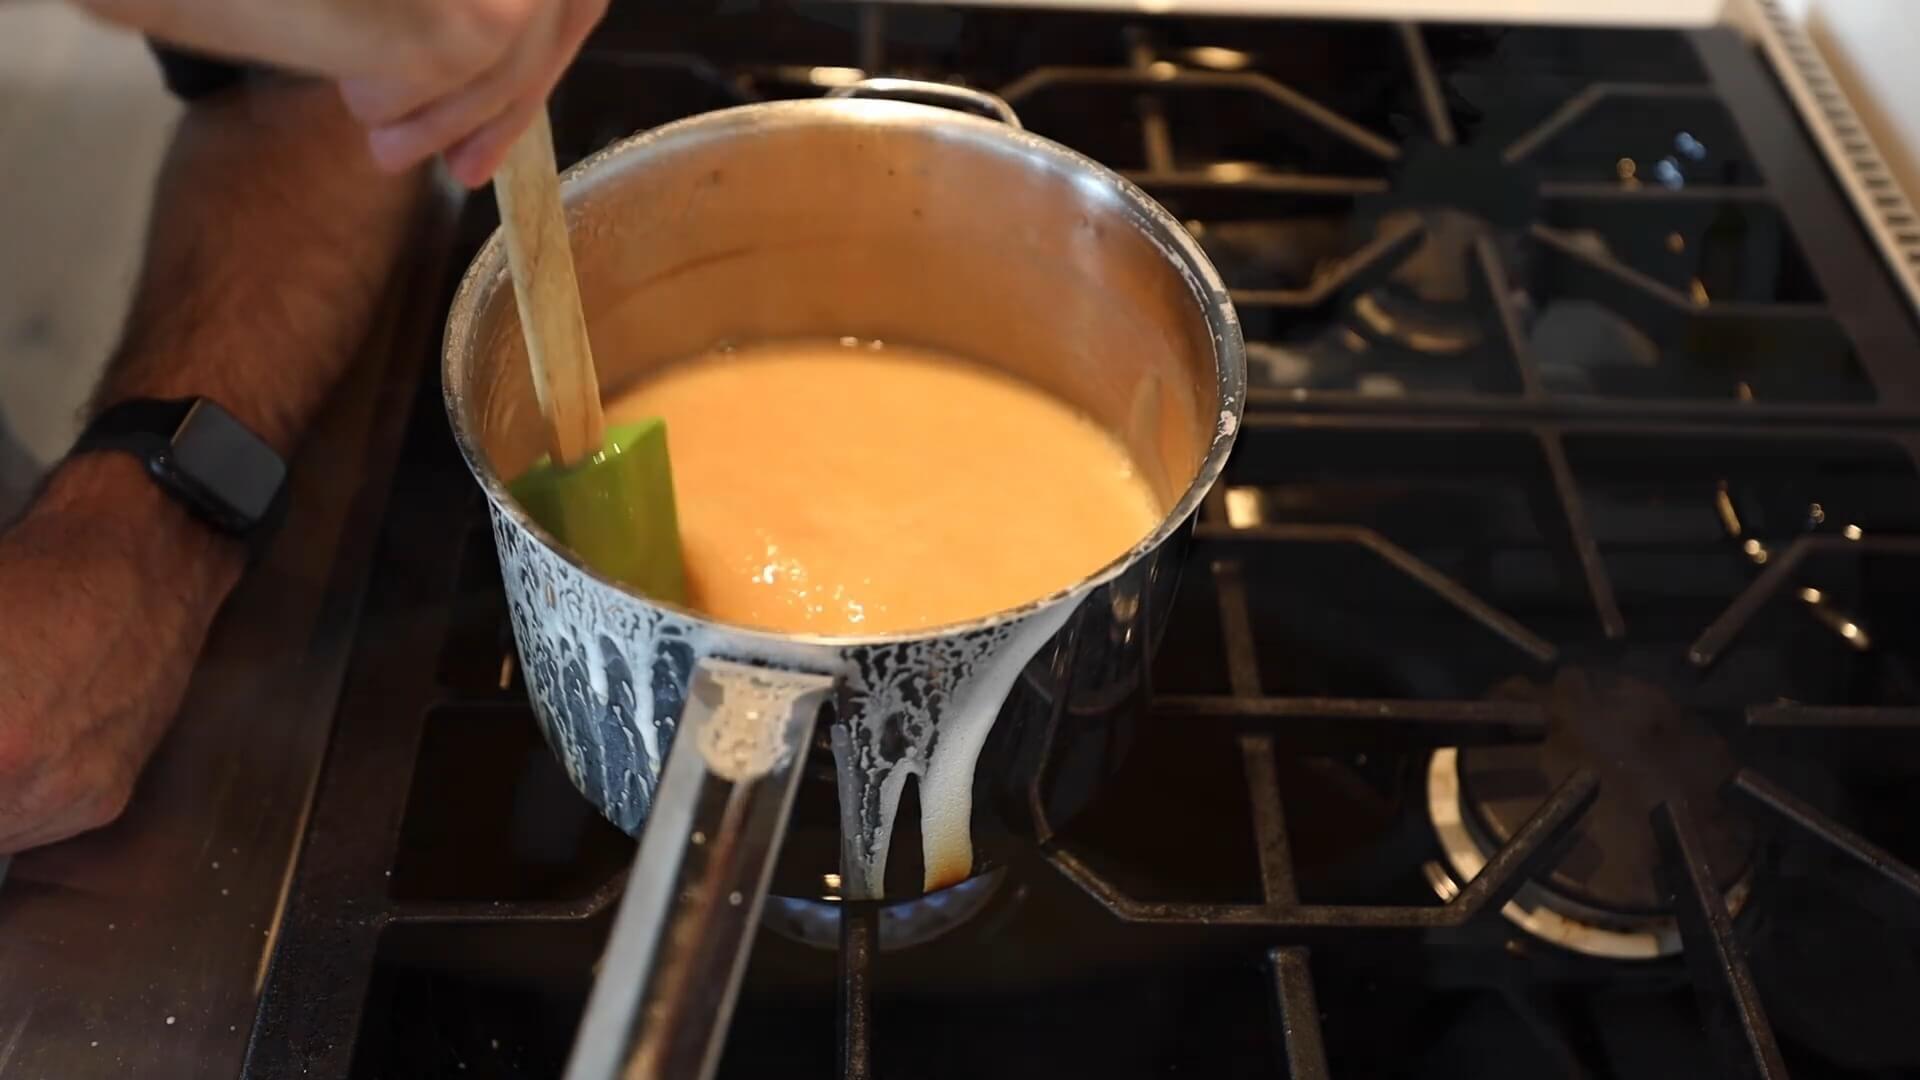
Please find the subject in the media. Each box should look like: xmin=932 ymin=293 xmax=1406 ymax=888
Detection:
xmin=247 ymin=6 xmax=1920 ymax=1079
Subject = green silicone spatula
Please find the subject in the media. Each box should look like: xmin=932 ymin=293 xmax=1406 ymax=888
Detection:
xmin=494 ymin=110 xmax=686 ymax=604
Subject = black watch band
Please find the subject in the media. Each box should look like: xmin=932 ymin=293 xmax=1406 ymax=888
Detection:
xmin=72 ymin=397 xmax=288 ymax=540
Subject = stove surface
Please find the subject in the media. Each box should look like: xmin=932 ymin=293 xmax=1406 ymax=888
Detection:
xmin=250 ymin=5 xmax=1920 ymax=1079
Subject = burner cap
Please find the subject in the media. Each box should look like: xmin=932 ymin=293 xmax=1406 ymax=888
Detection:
xmin=1347 ymin=210 xmax=1488 ymax=359
xmin=761 ymin=870 xmax=1005 ymax=953
xmin=1456 ymin=669 xmax=1754 ymax=918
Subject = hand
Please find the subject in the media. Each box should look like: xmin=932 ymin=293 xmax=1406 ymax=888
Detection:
xmin=336 ymin=0 xmax=610 ymax=185
xmin=76 ymin=0 xmax=609 ymax=186
xmin=0 ymin=457 xmax=242 ymax=854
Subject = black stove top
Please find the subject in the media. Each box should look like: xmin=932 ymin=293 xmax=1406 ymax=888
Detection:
xmin=248 ymin=5 xmax=1920 ymax=1078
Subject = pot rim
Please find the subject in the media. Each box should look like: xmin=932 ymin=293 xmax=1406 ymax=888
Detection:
xmin=443 ymin=96 xmax=1246 ymax=649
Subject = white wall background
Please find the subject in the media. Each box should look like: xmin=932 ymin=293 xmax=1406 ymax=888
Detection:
xmin=0 ymin=0 xmax=177 ymax=465
xmin=1773 ymin=0 xmax=1920 ymax=196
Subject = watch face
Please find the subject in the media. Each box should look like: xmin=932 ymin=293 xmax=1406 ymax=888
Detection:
xmin=171 ymin=400 xmax=286 ymax=525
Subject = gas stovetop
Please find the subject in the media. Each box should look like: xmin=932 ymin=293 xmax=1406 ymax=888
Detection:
xmin=248 ymin=5 xmax=1920 ymax=1078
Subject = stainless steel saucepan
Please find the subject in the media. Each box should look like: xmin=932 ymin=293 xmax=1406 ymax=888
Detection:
xmin=443 ymin=79 xmax=1243 ymax=1080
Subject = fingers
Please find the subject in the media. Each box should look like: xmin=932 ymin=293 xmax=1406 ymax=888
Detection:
xmin=334 ymin=0 xmax=552 ymax=129
xmin=337 ymin=76 xmax=438 ymax=133
xmin=345 ymin=0 xmax=607 ymax=183
xmin=445 ymin=90 xmax=549 ymax=187
xmin=444 ymin=0 xmax=599 ymax=185
xmin=362 ymin=0 xmax=561 ymax=173
xmin=363 ymin=77 xmax=521 ymax=176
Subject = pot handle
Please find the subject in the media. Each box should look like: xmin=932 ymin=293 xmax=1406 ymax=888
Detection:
xmin=827 ymin=76 xmax=1023 ymax=129
xmin=564 ymin=658 xmax=837 ymax=1080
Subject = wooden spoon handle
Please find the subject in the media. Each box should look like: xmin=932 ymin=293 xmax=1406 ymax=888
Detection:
xmin=494 ymin=110 xmax=605 ymax=467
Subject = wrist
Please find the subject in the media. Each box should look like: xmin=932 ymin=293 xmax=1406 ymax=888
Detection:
xmin=32 ymin=453 xmax=247 ymax=608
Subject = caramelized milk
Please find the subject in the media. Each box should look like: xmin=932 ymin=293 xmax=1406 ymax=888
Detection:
xmin=606 ymin=338 xmax=1163 ymax=634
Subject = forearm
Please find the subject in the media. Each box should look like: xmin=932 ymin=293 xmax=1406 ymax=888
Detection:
xmin=34 ymin=77 xmax=428 ymax=598
xmin=99 ymin=78 xmax=427 ymax=449
xmin=0 ymin=78 xmax=429 ymax=849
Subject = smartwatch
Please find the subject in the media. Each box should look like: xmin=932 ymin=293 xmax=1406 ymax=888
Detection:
xmin=70 ymin=397 xmax=288 ymax=539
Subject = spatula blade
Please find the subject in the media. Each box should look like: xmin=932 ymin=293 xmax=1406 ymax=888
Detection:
xmin=508 ymin=418 xmax=687 ymax=604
